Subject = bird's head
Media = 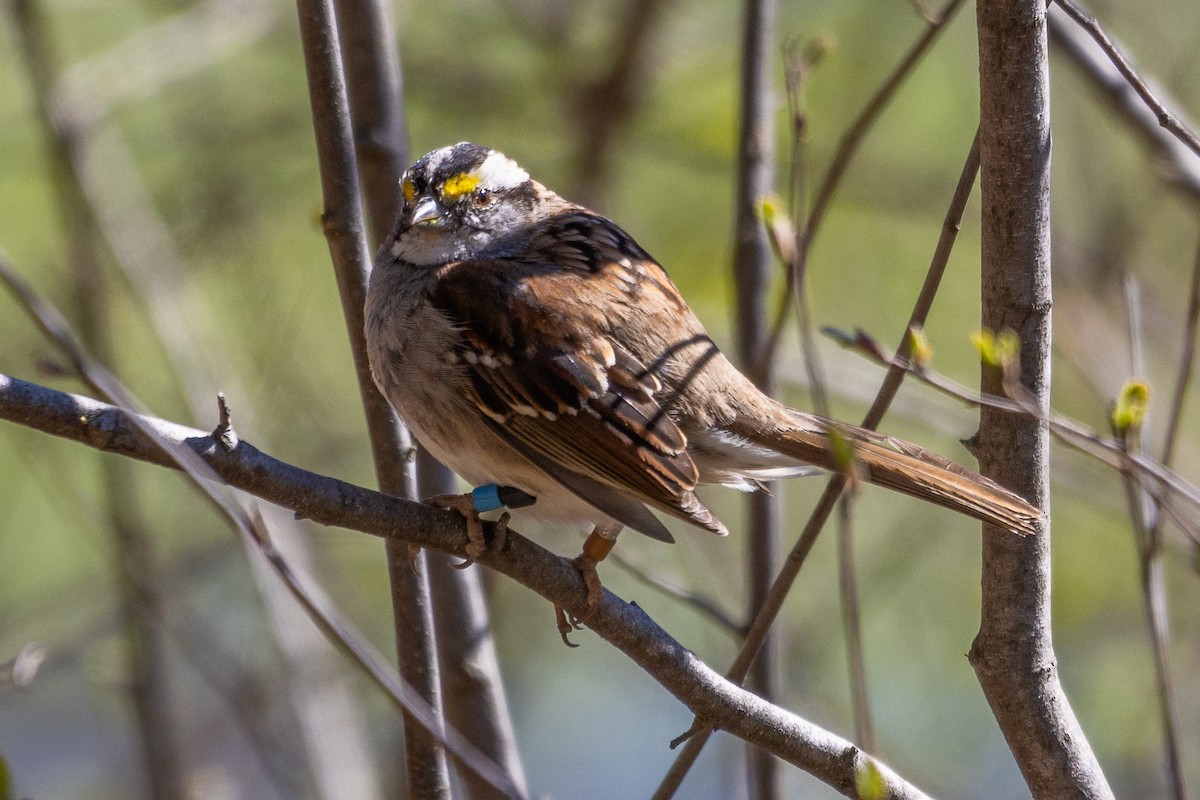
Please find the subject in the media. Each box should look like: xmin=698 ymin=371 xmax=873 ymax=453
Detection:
xmin=388 ymin=142 xmax=547 ymax=265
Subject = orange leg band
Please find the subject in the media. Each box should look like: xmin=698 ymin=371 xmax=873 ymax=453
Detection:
xmin=582 ymin=530 xmax=617 ymax=563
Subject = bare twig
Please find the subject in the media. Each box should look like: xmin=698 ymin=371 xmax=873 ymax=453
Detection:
xmin=836 ymin=493 xmax=875 ymax=754
xmin=762 ymin=0 xmax=968 ymax=369
xmin=1118 ymin=281 xmax=1190 ymax=800
xmin=607 ymin=550 xmax=743 ymax=636
xmin=767 ymin=38 xmax=876 ymax=759
xmin=1048 ymin=7 xmax=1200 ymax=203
xmin=808 ymin=0 xmax=967 ymax=238
xmin=333 ymin=0 xmax=407 ymax=243
xmin=1052 ymin=0 xmax=1200 ymax=163
xmin=654 ymin=132 xmax=981 ymax=797
xmin=9 ymin=4 xmax=184 ymax=796
xmin=862 ymin=131 xmax=979 ymax=429
xmin=1116 ymin=432 xmax=1190 ymax=800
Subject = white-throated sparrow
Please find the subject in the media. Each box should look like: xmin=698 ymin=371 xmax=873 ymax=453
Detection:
xmin=365 ymin=143 xmax=1039 ymax=635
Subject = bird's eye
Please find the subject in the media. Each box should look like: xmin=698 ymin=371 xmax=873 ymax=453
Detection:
xmin=472 ymin=189 xmax=491 ymax=207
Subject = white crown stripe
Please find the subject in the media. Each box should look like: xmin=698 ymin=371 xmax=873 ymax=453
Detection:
xmin=477 ymin=150 xmax=529 ymax=189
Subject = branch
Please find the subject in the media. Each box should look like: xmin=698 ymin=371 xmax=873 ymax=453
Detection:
xmin=974 ymin=5 xmax=1107 ymax=790
xmin=728 ymin=0 xmax=782 ymax=795
xmin=1116 ymin=283 xmax=1187 ymax=800
xmin=0 ymin=251 xmax=521 ymax=797
xmin=0 ymin=372 xmax=937 ymax=800
xmin=293 ymin=0 xmax=451 ymax=796
xmin=331 ymin=2 xmax=528 ymax=793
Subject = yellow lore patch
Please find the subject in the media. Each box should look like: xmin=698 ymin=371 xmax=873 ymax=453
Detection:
xmin=441 ymin=172 xmax=481 ymax=200
xmin=401 ymin=177 xmax=415 ymax=203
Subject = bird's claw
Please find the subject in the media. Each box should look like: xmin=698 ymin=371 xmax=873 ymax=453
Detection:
xmin=423 ymin=493 xmax=489 ymax=567
xmin=553 ymin=552 xmax=604 ymax=646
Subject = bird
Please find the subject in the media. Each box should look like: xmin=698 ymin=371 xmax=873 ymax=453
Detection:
xmin=364 ymin=142 xmax=1040 ymax=640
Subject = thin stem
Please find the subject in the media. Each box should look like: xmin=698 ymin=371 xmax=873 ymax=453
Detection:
xmin=776 ymin=37 xmax=875 ymax=761
xmin=1120 ymin=277 xmax=1190 ymax=800
xmin=862 ymin=131 xmax=980 ymax=429
xmin=1047 ymin=7 xmax=1200 ymax=202
xmin=1117 ymin=440 xmax=1189 ymax=800
xmin=838 ymin=493 xmax=876 ymax=754
xmin=1053 ymin=0 xmax=1200 ymax=162
xmin=762 ymin=0 xmax=968 ymax=369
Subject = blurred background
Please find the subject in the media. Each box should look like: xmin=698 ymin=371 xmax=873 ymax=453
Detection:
xmin=1 ymin=0 xmax=1199 ymax=797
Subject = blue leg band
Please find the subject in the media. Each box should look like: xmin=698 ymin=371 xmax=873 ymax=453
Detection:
xmin=471 ymin=484 xmax=505 ymax=513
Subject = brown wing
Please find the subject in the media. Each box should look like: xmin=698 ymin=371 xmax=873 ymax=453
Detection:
xmin=426 ymin=241 xmax=727 ymax=540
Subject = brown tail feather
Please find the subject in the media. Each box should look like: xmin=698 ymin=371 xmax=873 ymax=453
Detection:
xmin=741 ymin=415 xmax=1042 ymax=535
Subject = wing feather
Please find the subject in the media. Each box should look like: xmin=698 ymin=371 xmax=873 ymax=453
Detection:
xmin=426 ymin=245 xmax=727 ymax=538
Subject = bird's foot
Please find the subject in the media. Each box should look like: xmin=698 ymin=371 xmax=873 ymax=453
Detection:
xmin=423 ymin=493 xmax=496 ymax=567
xmin=554 ymin=529 xmax=617 ymax=646
xmin=553 ymin=553 xmax=604 ymax=645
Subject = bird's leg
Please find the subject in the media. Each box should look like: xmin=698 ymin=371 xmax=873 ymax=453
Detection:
xmin=424 ymin=485 xmax=534 ymax=567
xmin=556 ymin=523 xmax=622 ymax=646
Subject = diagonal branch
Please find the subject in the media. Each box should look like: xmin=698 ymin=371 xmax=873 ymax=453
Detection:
xmin=0 ymin=369 xmax=937 ymax=800
xmin=655 ymin=130 xmax=982 ymax=797
xmin=1047 ymin=4 xmax=1200 ymax=202
xmin=1051 ymin=0 xmax=1200 ymax=163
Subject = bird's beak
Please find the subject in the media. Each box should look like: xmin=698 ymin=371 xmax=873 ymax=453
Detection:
xmin=410 ymin=195 xmax=446 ymax=227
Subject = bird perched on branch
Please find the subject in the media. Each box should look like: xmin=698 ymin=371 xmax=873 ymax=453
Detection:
xmin=365 ymin=142 xmax=1040 ymax=641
